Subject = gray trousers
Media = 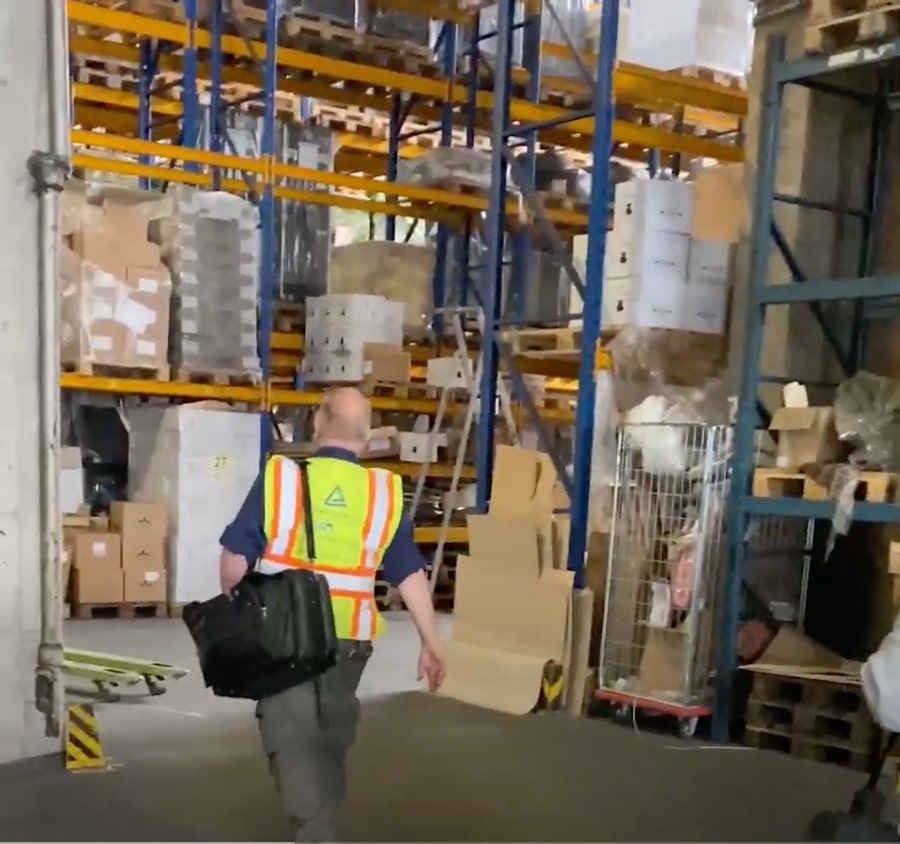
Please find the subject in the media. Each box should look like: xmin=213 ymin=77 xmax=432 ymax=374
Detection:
xmin=256 ymin=641 xmax=372 ymax=843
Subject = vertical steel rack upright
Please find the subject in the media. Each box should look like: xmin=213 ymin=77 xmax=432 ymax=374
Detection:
xmin=132 ymin=0 xmax=282 ymax=464
xmin=721 ymin=34 xmax=900 ymax=739
xmin=471 ymin=0 xmax=620 ymax=584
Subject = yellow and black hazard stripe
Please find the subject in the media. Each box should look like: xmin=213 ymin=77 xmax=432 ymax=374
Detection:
xmin=65 ymin=703 xmax=105 ymax=770
xmin=537 ymin=661 xmax=564 ymax=712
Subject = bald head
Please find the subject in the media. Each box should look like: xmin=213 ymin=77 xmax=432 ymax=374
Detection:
xmin=313 ymin=387 xmax=371 ymax=453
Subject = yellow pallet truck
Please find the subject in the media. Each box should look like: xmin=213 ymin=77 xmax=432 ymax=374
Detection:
xmin=64 ymin=648 xmax=190 ymax=701
xmin=63 ymin=649 xmax=191 ymax=770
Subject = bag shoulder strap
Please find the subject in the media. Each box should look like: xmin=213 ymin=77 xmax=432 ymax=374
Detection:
xmin=297 ymin=459 xmax=316 ymax=562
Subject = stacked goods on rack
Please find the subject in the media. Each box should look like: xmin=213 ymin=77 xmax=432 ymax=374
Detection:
xmin=64 ymin=502 xmax=169 ymax=619
xmin=754 ymin=377 xmax=900 ymax=506
xmin=303 ymin=293 xmax=410 ymax=385
xmin=127 ymin=401 xmax=261 ymax=610
xmin=59 ymin=183 xmax=173 ymax=380
xmin=165 ymin=188 xmax=261 ymax=385
xmin=570 ymin=163 xmax=745 ymax=388
xmin=328 ymin=242 xmax=434 ymax=340
xmin=623 ymin=0 xmax=752 ymax=80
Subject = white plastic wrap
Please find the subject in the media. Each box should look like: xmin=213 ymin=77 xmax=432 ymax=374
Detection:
xmin=833 ymin=371 xmax=900 ymax=471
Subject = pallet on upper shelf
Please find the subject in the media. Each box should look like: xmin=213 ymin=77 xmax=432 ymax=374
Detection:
xmin=676 ymin=66 xmax=747 ymax=92
xmin=804 ymin=1 xmax=900 ymax=53
xmin=63 ymin=359 xmax=170 ymax=381
xmin=752 ymin=467 xmax=897 ymax=503
xmin=742 ymin=667 xmax=875 ymax=772
xmin=174 ymin=366 xmax=261 ymax=387
xmin=502 ymin=326 xmax=583 ymax=356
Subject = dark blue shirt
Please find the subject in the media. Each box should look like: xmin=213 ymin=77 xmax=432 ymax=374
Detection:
xmin=219 ymin=447 xmax=427 ymax=587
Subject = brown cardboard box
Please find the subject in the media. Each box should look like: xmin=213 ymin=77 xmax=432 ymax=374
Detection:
xmin=72 ymin=566 xmax=125 ymax=605
xmin=109 ymin=502 xmax=166 ymax=569
xmin=72 ymin=532 xmax=121 ymax=570
xmin=692 ymin=163 xmax=747 ymax=242
xmin=363 ymin=343 xmax=411 ymax=384
xmin=123 ymin=567 xmax=166 ymax=604
xmin=769 ymin=406 xmax=842 ymax=470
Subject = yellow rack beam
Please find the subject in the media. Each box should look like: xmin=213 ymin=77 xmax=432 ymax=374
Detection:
xmin=58 ymin=375 xmax=577 ymax=425
xmin=71 ymin=131 xmax=590 ymax=232
xmin=66 ymin=1 xmax=742 ymax=162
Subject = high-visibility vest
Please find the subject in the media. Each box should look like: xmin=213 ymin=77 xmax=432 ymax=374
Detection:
xmin=257 ymin=455 xmax=404 ymax=641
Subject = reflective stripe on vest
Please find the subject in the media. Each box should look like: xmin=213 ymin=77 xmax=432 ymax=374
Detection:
xmin=257 ymin=455 xmax=403 ymax=641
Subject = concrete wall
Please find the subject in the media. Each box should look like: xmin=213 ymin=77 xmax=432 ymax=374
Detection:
xmin=728 ymin=7 xmax=875 ymax=406
xmin=0 ymin=2 xmax=60 ymax=763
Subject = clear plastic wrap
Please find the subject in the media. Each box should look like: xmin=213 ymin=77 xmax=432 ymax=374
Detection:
xmin=397 ymin=148 xmax=520 ymax=195
xmin=833 ymin=371 xmax=900 ymax=470
xmin=60 ymin=185 xmax=173 ymax=376
xmin=540 ymin=0 xmax=591 ymax=80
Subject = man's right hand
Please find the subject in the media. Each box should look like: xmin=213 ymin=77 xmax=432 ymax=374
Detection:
xmin=417 ymin=640 xmax=446 ymax=693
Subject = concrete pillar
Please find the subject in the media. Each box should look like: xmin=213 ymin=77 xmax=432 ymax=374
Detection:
xmin=0 ymin=2 xmax=60 ymax=763
xmin=729 ymin=9 xmax=871 ymax=406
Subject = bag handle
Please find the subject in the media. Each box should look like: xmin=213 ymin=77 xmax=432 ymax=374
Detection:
xmin=297 ymin=459 xmax=317 ymax=562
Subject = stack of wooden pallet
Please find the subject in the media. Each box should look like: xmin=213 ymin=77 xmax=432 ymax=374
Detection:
xmin=805 ymin=0 xmax=900 ymax=54
xmin=743 ymin=665 xmax=874 ymax=770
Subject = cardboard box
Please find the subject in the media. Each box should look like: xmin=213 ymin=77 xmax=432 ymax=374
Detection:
xmin=123 ymin=566 xmax=166 ymax=604
xmin=72 ymin=566 xmax=124 ymax=605
xmin=769 ymin=406 xmax=841 ymax=470
xmin=363 ymin=343 xmax=411 ymax=384
xmin=109 ymin=502 xmax=167 ymax=569
xmin=72 ymin=532 xmax=121 ymax=570
xmin=604 ymin=228 xmax=690 ymax=282
xmin=613 ymin=179 xmax=694 ymax=235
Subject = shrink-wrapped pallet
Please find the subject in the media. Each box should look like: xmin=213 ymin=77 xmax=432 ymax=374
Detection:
xmin=329 ymin=242 xmax=434 ymax=338
xmin=166 ymin=188 xmax=261 ymax=381
xmin=59 ymin=183 xmax=173 ymax=377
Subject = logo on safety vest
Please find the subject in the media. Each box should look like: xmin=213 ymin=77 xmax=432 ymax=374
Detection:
xmin=323 ymin=486 xmax=347 ymax=508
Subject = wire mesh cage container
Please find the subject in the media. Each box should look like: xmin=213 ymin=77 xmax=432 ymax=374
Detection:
xmin=597 ymin=422 xmax=732 ymax=736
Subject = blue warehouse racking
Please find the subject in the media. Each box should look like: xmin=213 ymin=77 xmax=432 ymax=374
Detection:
xmin=63 ymin=1 xmax=746 ymax=558
xmin=722 ymin=34 xmax=900 ymax=739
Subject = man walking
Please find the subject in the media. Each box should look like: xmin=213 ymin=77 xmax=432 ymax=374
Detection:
xmin=218 ymin=387 xmax=446 ymax=842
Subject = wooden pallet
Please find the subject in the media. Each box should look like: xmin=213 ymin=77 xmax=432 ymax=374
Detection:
xmin=63 ymin=360 xmax=171 ymax=381
xmin=360 ymin=381 xmax=438 ymax=400
xmin=502 ymin=326 xmax=582 ymax=354
xmin=810 ymin=0 xmax=896 ymax=21
xmin=804 ymin=2 xmax=900 ymax=52
xmin=274 ymin=301 xmax=305 ymax=332
xmin=175 ymin=367 xmax=260 ymax=387
xmin=743 ymin=669 xmax=874 ymax=770
xmin=71 ymin=601 xmax=168 ymax=620
xmin=743 ymin=726 xmax=870 ymax=770
xmin=752 ymin=467 xmax=896 ymax=502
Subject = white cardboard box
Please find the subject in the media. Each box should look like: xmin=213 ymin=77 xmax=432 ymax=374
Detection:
xmin=127 ymin=402 xmax=261 ymax=605
xmin=603 ymin=275 xmax=687 ymax=331
xmin=688 ymin=239 xmax=731 ymax=285
xmin=399 ymin=431 xmax=449 ymax=463
xmin=613 ymin=179 xmax=694 ymax=235
xmin=426 ymin=356 xmax=473 ymax=389
xmin=604 ymin=227 xmax=690 ymax=282
xmin=681 ymin=281 xmax=729 ymax=334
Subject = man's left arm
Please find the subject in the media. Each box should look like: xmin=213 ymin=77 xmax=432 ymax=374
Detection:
xmin=381 ymin=516 xmax=444 ymax=688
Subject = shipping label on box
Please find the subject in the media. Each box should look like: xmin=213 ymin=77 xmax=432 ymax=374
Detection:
xmin=123 ymin=567 xmax=166 ymax=604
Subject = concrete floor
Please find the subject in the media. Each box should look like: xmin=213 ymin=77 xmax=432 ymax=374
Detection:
xmin=0 ymin=613 xmax=866 ymax=841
